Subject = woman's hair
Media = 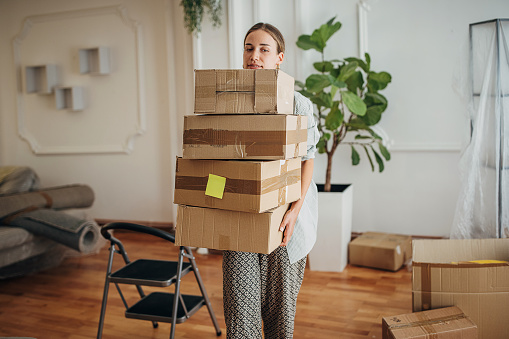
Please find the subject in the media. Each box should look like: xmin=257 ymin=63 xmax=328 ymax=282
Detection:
xmin=244 ymin=22 xmax=285 ymax=54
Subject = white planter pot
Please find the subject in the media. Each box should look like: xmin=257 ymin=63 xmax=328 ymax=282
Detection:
xmin=308 ymin=184 xmax=353 ymax=272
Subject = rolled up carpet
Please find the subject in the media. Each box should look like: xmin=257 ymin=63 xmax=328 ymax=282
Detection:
xmin=0 ymin=184 xmax=94 ymax=220
xmin=6 ymin=209 xmax=100 ymax=253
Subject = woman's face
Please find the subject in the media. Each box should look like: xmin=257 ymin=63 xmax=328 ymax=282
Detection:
xmin=243 ymin=29 xmax=284 ymax=70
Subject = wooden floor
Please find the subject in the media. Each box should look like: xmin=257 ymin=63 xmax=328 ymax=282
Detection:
xmin=0 ymin=232 xmax=412 ymax=339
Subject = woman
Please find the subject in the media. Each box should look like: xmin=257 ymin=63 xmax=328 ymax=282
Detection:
xmin=222 ymin=22 xmax=319 ymax=339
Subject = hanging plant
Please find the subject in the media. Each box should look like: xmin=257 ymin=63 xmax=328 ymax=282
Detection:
xmin=180 ymin=0 xmax=223 ymax=35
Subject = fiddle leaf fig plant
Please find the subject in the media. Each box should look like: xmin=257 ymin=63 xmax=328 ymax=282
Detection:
xmin=296 ymin=17 xmax=392 ymax=192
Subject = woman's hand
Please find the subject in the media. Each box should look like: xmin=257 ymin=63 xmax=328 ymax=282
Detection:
xmin=279 ymin=159 xmax=314 ymax=247
xmin=279 ymin=205 xmax=300 ymax=246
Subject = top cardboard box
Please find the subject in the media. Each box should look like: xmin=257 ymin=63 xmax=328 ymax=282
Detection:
xmin=194 ymin=69 xmax=294 ymax=114
xmin=412 ymin=238 xmax=509 ymax=339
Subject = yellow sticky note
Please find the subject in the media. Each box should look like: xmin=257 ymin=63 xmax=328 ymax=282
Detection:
xmin=205 ymin=174 xmax=226 ymax=199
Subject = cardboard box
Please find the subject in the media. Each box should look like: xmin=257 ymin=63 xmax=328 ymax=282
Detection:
xmin=194 ymin=69 xmax=294 ymax=114
xmin=182 ymin=114 xmax=307 ymax=160
xmin=412 ymin=238 xmax=509 ymax=339
xmin=348 ymin=232 xmax=412 ymax=271
xmin=174 ymin=157 xmax=301 ymax=213
xmin=382 ymin=306 xmax=477 ymax=338
xmin=175 ymin=204 xmax=289 ymax=254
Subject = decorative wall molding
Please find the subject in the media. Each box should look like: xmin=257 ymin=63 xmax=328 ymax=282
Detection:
xmin=12 ymin=5 xmax=146 ymax=155
xmin=357 ymin=0 xmax=372 ymax=57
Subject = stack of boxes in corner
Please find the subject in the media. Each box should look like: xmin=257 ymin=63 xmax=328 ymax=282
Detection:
xmin=174 ymin=69 xmax=308 ymax=254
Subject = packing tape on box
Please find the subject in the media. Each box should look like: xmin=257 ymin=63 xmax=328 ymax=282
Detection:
xmin=294 ymin=116 xmax=303 ymax=158
xmin=183 ymin=129 xmax=307 ymax=157
xmin=387 ymin=313 xmax=468 ymax=331
xmin=217 ymin=69 xmax=255 ymax=92
xmin=175 ymin=169 xmax=301 ymax=196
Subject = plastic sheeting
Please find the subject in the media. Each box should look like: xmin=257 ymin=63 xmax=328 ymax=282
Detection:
xmin=451 ymin=19 xmax=509 ymax=239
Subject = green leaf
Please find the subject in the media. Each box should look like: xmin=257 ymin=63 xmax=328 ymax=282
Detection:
xmin=362 ymin=105 xmax=384 ymax=126
xmin=311 ymin=92 xmax=333 ymax=108
xmin=298 ymin=89 xmax=313 ymax=98
xmin=325 ymin=102 xmax=344 ymax=131
xmin=313 ymin=61 xmax=334 ymax=73
xmin=351 ymin=146 xmax=360 ymax=165
xmin=330 ymin=78 xmax=347 ymax=89
xmin=363 ymin=146 xmax=375 ymax=171
xmin=368 ymin=71 xmax=392 ymax=91
xmin=355 ymin=135 xmax=373 ymax=140
xmin=316 ymin=137 xmax=327 ymax=153
xmin=367 ymin=128 xmax=382 ymax=140
xmin=371 ymin=146 xmax=385 ymax=172
xmin=379 ymin=142 xmax=391 ymax=160
xmin=306 ymin=74 xmax=331 ymax=92
xmin=346 ymin=119 xmax=369 ymax=131
xmin=344 ymin=57 xmax=368 ymax=72
xmin=365 ymin=52 xmax=371 ymax=69
xmin=309 ymin=18 xmax=342 ymax=52
xmin=323 ymin=132 xmax=331 ymax=140
xmin=330 ymin=67 xmax=340 ymax=78
xmin=296 ymin=34 xmax=321 ymax=51
xmin=295 ymin=80 xmax=305 ymax=89
xmin=346 ymin=71 xmax=364 ymax=93
xmin=342 ymin=91 xmax=367 ymax=116
xmin=337 ymin=62 xmax=358 ymax=82
xmin=361 ymin=93 xmax=388 ymax=126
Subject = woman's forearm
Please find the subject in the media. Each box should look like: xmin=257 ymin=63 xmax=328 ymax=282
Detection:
xmin=289 ymin=158 xmax=314 ymax=213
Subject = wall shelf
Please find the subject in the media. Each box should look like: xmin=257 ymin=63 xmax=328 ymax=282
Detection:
xmin=55 ymin=86 xmax=84 ymax=111
xmin=79 ymin=47 xmax=110 ymax=75
xmin=25 ymin=64 xmax=57 ymax=94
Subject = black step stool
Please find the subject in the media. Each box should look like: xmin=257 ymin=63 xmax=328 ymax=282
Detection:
xmin=96 ymin=222 xmax=222 ymax=338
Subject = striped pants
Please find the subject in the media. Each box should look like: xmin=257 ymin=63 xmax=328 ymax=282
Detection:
xmin=222 ymin=246 xmax=307 ymax=339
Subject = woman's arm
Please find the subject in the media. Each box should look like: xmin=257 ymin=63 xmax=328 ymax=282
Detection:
xmin=279 ymin=158 xmax=314 ymax=246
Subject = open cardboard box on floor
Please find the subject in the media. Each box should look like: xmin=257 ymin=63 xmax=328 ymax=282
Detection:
xmin=175 ymin=204 xmax=289 ymax=254
xmin=194 ymin=69 xmax=294 ymax=114
xmin=174 ymin=157 xmax=301 ymax=213
xmin=382 ymin=306 xmax=477 ymax=338
xmin=412 ymin=238 xmax=509 ymax=339
xmin=348 ymin=232 xmax=412 ymax=271
xmin=182 ymin=114 xmax=307 ymax=160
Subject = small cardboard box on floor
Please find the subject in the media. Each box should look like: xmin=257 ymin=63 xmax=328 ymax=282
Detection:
xmin=175 ymin=204 xmax=288 ymax=254
xmin=194 ymin=69 xmax=294 ymax=114
xmin=348 ymin=232 xmax=412 ymax=271
xmin=382 ymin=306 xmax=477 ymax=339
xmin=412 ymin=238 xmax=509 ymax=339
xmin=174 ymin=157 xmax=301 ymax=213
xmin=182 ymin=114 xmax=307 ymax=160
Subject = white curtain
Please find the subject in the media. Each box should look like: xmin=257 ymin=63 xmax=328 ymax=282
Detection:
xmin=451 ymin=19 xmax=509 ymax=239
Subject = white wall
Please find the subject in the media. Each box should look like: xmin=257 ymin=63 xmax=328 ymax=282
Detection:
xmin=1 ymin=0 xmax=508 ymax=236
xmin=0 ymin=0 xmax=191 ymax=223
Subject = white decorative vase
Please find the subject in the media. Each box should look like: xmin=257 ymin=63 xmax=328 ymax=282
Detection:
xmin=308 ymin=184 xmax=353 ymax=272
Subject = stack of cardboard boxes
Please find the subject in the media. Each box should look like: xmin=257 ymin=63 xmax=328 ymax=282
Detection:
xmin=174 ymin=69 xmax=308 ymax=254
